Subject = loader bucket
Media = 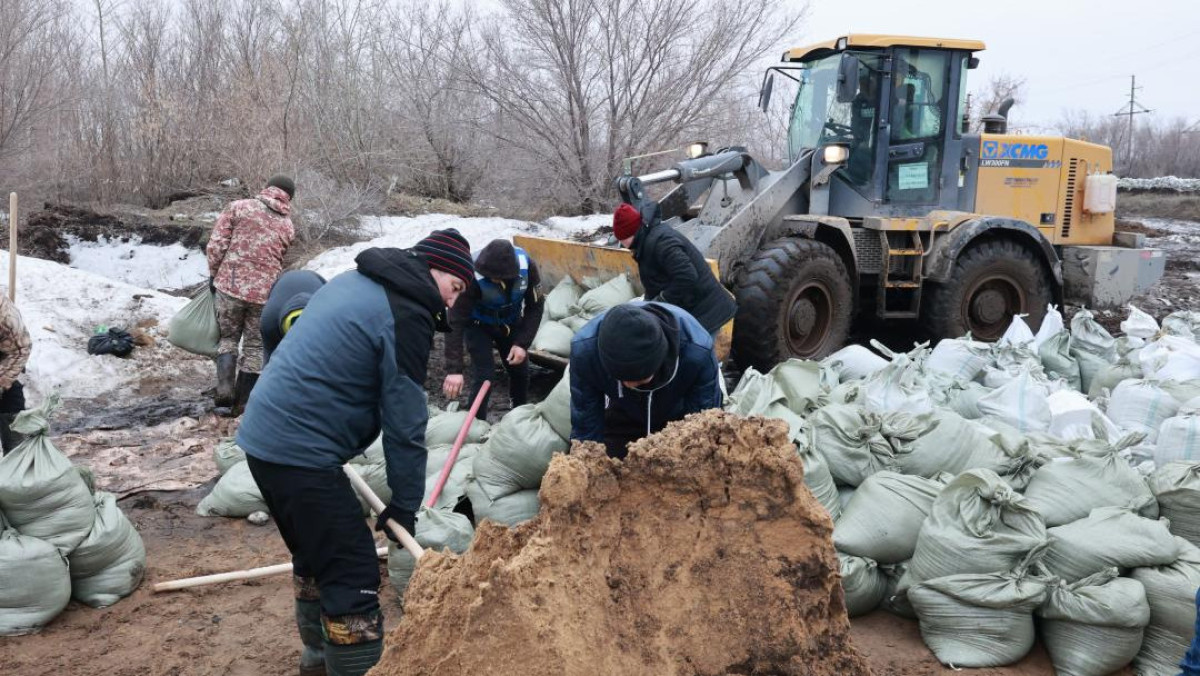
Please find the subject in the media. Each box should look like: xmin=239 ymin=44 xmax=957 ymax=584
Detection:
xmin=513 ymin=235 xmax=732 ymax=365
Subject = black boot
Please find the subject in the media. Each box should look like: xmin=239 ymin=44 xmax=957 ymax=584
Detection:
xmin=232 ymin=371 xmax=260 ymax=417
xmin=0 ymin=412 xmax=24 ymax=455
xmin=214 ymin=353 xmax=237 ymax=407
xmin=322 ymin=612 xmax=384 ymax=676
xmin=296 ymin=600 xmax=326 ymax=676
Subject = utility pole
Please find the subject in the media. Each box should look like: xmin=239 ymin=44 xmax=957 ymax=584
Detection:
xmin=1112 ymin=75 xmax=1153 ymax=174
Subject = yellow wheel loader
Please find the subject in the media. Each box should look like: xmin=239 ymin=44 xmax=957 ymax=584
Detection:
xmin=519 ymin=34 xmax=1164 ymax=372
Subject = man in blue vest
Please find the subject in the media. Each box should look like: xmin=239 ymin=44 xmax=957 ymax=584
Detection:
xmin=443 ymin=239 xmax=544 ymax=419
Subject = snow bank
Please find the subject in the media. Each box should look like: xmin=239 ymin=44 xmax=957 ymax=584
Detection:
xmin=66 ymin=235 xmax=209 ymax=291
xmin=0 ymin=252 xmax=210 ymax=402
xmin=1118 ymin=177 xmax=1200 ymax=193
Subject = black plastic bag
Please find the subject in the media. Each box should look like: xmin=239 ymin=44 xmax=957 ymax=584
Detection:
xmin=87 ymin=328 xmax=135 ymax=358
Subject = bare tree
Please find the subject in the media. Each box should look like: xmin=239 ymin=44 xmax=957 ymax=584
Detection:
xmin=969 ymin=72 xmax=1026 ymax=132
xmin=0 ymin=0 xmax=72 ymax=163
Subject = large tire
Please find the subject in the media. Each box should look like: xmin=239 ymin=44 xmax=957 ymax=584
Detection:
xmin=732 ymin=238 xmax=853 ymax=371
xmin=923 ymin=238 xmax=1053 ymax=341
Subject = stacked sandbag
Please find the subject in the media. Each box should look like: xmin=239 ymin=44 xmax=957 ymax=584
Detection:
xmin=468 ymin=403 xmax=566 ymax=526
xmin=0 ymin=515 xmax=71 ymax=636
xmin=834 ymin=471 xmax=947 ymax=564
xmin=925 ymin=335 xmax=991 ymax=385
xmin=1106 ymin=379 xmax=1180 ymax=442
xmin=891 ymin=410 xmax=1033 ymax=480
xmin=1038 ymin=329 xmax=1083 ymax=391
xmin=809 ymin=405 xmax=894 ymax=486
xmin=1040 ymin=507 xmax=1178 ymax=582
xmin=1150 ymin=461 xmax=1200 ymax=547
xmin=901 ymin=469 xmax=1046 ymax=593
xmin=530 ymin=321 xmax=575 ymax=357
xmin=909 ymin=561 xmax=1048 ymax=668
xmin=0 ymin=395 xmax=96 ymax=555
xmin=68 ymin=492 xmax=146 ymax=608
xmin=573 ymin=273 xmax=636 ymax=317
xmin=999 ymin=314 xmax=1036 ymax=348
xmin=837 ymin=553 xmax=888 ymax=617
xmin=535 ymin=367 xmax=572 ymax=440
xmin=1141 ymin=334 xmax=1200 ymax=382
xmin=532 ymin=274 xmax=639 ymax=357
xmin=213 ymin=437 xmax=246 ymax=475
xmin=725 ymin=367 xmax=806 ymax=442
xmin=878 ymin=561 xmax=916 ymax=619
xmin=1022 ymin=433 xmax=1158 ymax=526
xmin=1046 ymin=389 xmax=1121 ymax=441
xmin=861 ymin=342 xmax=934 ymax=415
xmin=425 ymin=405 xmax=491 ymax=447
xmin=387 ymin=508 xmax=474 ymax=600
xmin=796 ymin=433 xmax=841 ymax=520
xmin=1156 ymin=405 xmax=1200 ymax=464
xmin=544 ymin=277 xmax=581 ymax=321
xmin=976 ymin=371 xmax=1052 ymax=433
xmin=767 ymin=359 xmax=830 ymax=415
xmin=1163 ymin=310 xmax=1200 ymax=339
xmin=1131 ymin=537 xmax=1200 ymax=675
xmin=1037 ymin=568 xmax=1150 ymax=676
xmin=465 ymin=482 xmax=539 ymax=526
xmin=422 ymin=443 xmax=480 ymax=511
xmin=821 ymin=344 xmax=888 ymax=382
xmin=196 ymin=460 xmax=268 ymax=517
xmin=1070 ymin=309 xmax=1116 ymax=394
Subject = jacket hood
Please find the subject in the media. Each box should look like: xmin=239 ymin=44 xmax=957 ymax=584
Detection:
xmin=355 ymin=247 xmax=450 ymax=331
xmin=257 ymin=186 xmax=292 ymax=216
xmin=474 ymin=240 xmax=519 ymax=280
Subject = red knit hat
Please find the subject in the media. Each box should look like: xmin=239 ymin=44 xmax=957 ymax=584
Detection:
xmin=612 ymin=203 xmax=643 ymax=241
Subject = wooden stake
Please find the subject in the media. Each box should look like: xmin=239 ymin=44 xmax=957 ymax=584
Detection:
xmin=343 ymin=464 xmax=424 ymax=560
xmin=8 ymin=193 xmax=16 ymax=302
xmin=152 ymin=546 xmax=388 ymax=593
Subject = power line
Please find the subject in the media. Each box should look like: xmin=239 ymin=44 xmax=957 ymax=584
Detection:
xmin=1113 ymin=75 xmax=1153 ymax=172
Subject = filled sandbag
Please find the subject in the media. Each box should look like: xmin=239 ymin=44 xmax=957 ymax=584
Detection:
xmin=725 ymin=367 xmax=806 ymax=442
xmin=425 ymin=406 xmax=491 ymax=448
xmin=196 ymin=460 xmax=268 ymax=517
xmin=544 ymin=277 xmax=582 ymax=321
xmin=1162 ymin=311 xmax=1200 ymax=339
xmin=68 ymin=492 xmax=146 ymax=608
xmin=909 ymin=564 xmax=1048 ymax=668
xmin=167 ymin=286 xmax=220 ymax=357
xmin=0 ymin=394 xmax=95 ymax=555
xmin=936 ymin=380 xmax=990 ymax=420
xmin=213 ymin=438 xmax=246 ymax=475
xmin=892 ymin=410 xmax=1033 ymax=480
xmin=925 ymin=336 xmax=991 ymax=384
xmin=767 ymin=359 xmax=828 ymax=415
xmin=797 ymin=441 xmax=841 ymax=521
xmin=1131 ymin=537 xmax=1200 ymax=676
xmin=1122 ymin=304 xmax=1160 ymax=340
xmin=353 ymin=460 xmax=393 ymax=512
xmin=838 ymin=553 xmax=888 ymax=617
xmin=465 ymin=482 xmax=539 ymax=526
xmin=1070 ymin=309 xmax=1116 ymax=393
xmin=422 ymin=444 xmax=480 ymax=510
xmin=821 ymin=344 xmax=888 ymax=382
xmin=834 ymin=471 xmax=946 ymax=564
xmin=1038 ymin=568 xmax=1150 ymax=676
xmin=976 ymin=372 xmax=1052 ymax=434
xmin=387 ymin=507 xmax=474 ymax=599
xmin=1141 ymin=335 xmax=1200 ymax=382
xmin=901 ymin=469 xmax=1046 ymax=593
xmin=1022 ymin=435 xmax=1158 ymax=527
xmin=809 ymin=405 xmax=894 ymax=486
xmin=1038 ymin=331 xmax=1082 ymax=392
xmin=573 ymin=274 xmax=636 ymax=317
xmin=1046 ymin=389 xmax=1121 ymax=441
xmin=1156 ymin=409 xmax=1200 ymax=465
xmin=1033 ymin=304 xmax=1065 ymax=351
xmin=471 ymin=404 xmax=567 ymax=501
xmin=999 ymin=314 xmax=1036 ymax=348
xmin=1041 ymin=506 xmax=1179 ymax=582
xmin=1087 ymin=357 xmax=1143 ymax=400
xmin=879 ymin=560 xmax=916 ymax=619
xmin=0 ymin=524 xmax=71 ymax=636
xmin=1150 ymin=461 xmax=1200 ymax=547
xmin=531 ymin=320 xmax=575 ymax=357
xmin=1107 ymin=379 xmax=1180 ymax=442
xmin=862 ymin=343 xmax=934 ymax=415
xmin=535 ymin=368 xmax=572 ymax=440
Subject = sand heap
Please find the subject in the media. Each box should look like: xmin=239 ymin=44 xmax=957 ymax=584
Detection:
xmin=372 ymin=410 xmax=872 ymax=676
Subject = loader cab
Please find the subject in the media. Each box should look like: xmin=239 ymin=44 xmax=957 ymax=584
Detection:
xmin=777 ymin=35 xmax=983 ymax=217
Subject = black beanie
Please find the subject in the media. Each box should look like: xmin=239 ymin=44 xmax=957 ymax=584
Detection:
xmin=474 ymin=239 xmax=519 ymax=280
xmin=597 ymin=304 xmax=668 ymax=381
xmin=266 ymin=174 xmax=295 ymax=198
xmin=414 ymin=228 xmax=475 ymax=285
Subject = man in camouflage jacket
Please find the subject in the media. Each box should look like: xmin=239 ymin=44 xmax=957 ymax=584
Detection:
xmin=206 ymin=175 xmax=296 ymax=412
xmin=0 ymin=291 xmax=32 ymax=454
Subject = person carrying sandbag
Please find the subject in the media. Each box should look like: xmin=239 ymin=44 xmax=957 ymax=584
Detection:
xmin=442 ymin=240 xmax=544 ymax=419
xmin=206 ymin=175 xmax=296 ymax=413
xmin=236 ymin=229 xmax=474 ymax=676
xmin=570 ymin=302 xmax=721 ymax=458
xmin=612 ymin=202 xmax=736 ymax=337
xmin=0 ymin=291 xmax=31 ymax=454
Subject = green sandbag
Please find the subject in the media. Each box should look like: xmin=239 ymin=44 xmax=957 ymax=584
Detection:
xmin=798 ymin=441 xmax=841 ymax=521
xmin=471 ymin=404 xmax=567 ymax=501
xmin=891 ymin=410 xmax=1027 ymax=479
xmin=726 ymin=367 xmax=806 ymax=443
xmin=1041 ymin=506 xmax=1178 ymax=582
xmin=1132 ymin=537 xmax=1200 ymax=675
xmin=909 ymin=564 xmax=1048 ymax=668
xmin=0 ymin=526 xmax=71 ymax=636
xmin=1038 ymin=569 xmax=1150 ymax=676
xmin=838 ymin=553 xmax=888 ymax=617
xmin=68 ymin=492 xmax=146 ymax=608
xmin=465 ymin=481 xmax=539 ymax=526
xmin=531 ymin=320 xmax=574 ymax=357
xmin=167 ymin=286 xmax=220 ymax=357
xmin=353 ymin=460 xmax=393 ymax=513
xmin=536 ymin=368 xmax=572 ymax=441
xmin=425 ymin=406 xmax=490 ymax=448
xmin=834 ymin=471 xmax=947 ymax=564
xmin=766 ymin=359 xmax=828 ymax=415
xmin=1022 ymin=436 xmax=1158 ymax=527
xmin=573 ymin=274 xmax=636 ymax=317
xmin=809 ymin=405 xmax=894 ymax=487
xmin=1038 ymin=330 xmax=1082 ymax=391
xmin=901 ymin=469 xmax=1046 ymax=594
xmin=879 ymin=560 xmax=916 ymax=619
xmin=1087 ymin=359 xmax=1142 ymax=399
xmin=387 ymin=507 xmax=474 ymax=600
xmin=196 ymin=460 xmax=268 ymax=517
xmin=213 ymin=438 xmax=246 ymax=475
xmin=423 ymin=444 xmax=480 ymax=510
xmin=1070 ymin=309 xmax=1116 ymax=394
xmin=1151 ymin=461 xmax=1200 ymax=547
xmin=545 ymin=277 xmax=582 ymax=321
xmin=0 ymin=394 xmax=95 ymax=555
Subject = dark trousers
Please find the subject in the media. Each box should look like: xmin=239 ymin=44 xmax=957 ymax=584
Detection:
xmin=246 ymin=455 xmax=381 ymax=617
xmin=465 ymin=323 xmax=528 ymax=420
xmin=603 ymin=405 xmax=657 ymax=460
xmin=0 ymin=382 xmax=25 ymax=455
xmin=1183 ymin=588 xmax=1200 ymax=675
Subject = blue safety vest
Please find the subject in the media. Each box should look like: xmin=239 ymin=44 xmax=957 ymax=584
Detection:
xmin=469 ymin=246 xmax=530 ymax=326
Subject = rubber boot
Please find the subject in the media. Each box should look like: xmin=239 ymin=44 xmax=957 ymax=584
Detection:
xmin=0 ymin=413 xmax=24 ymax=455
xmin=322 ymin=612 xmax=384 ymax=676
xmin=296 ymin=600 xmax=327 ymax=676
xmin=231 ymin=371 xmax=260 ymax=417
xmin=214 ymin=353 xmax=237 ymax=407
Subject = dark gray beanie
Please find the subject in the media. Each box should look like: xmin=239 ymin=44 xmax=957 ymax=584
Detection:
xmin=267 ymin=174 xmax=296 ymax=198
xmin=597 ymin=304 xmax=668 ymax=381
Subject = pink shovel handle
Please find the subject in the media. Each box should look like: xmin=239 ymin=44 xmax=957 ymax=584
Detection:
xmin=426 ymin=381 xmax=491 ymax=508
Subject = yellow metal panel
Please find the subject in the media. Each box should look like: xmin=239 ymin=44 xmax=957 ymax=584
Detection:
xmin=786 ymin=34 xmax=985 ymax=62
xmin=1055 ymin=139 xmax=1115 ymax=246
xmin=974 ymin=134 xmax=1065 ymax=241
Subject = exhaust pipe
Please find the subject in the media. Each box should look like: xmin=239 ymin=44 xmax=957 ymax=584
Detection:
xmin=982 ymin=97 xmax=1015 ymax=134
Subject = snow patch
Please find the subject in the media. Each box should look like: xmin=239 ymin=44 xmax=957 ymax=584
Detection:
xmin=66 ymin=235 xmax=209 ymax=291
xmin=1118 ymin=176 xmax=1200 ymax=193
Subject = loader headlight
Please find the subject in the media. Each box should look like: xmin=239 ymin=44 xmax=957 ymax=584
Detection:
xmin=823 ymin=144 xmax=850 ymax=165
xmin=685 ymin=141 xmax=709 ymax=159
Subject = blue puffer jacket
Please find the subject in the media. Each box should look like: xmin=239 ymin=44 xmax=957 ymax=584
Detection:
xmin=569 ymin=301 xmax=721 ymax=442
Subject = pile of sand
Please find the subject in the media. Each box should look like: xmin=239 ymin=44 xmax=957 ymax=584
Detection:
xmin=371 ymin=410 xmax=872 ymax=676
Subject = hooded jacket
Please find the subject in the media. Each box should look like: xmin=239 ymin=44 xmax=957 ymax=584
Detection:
xmin=206 ymin=186 xmax=296 ymax=305
xmin=569 ymin=301 xmax=721 ymax=443
xmin=260 ymin=269 xmax=326 ymax=367
xmin=445 ymin=242 xmax=544 ymax=372
xmin=630 ymin=215 xmax=737 ymax=335
xmin=237 ymin=247 xmax=447 ymax=521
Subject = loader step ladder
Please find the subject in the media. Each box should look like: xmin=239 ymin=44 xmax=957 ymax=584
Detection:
xmin=876 ymin=230 xmax=924 ymax=320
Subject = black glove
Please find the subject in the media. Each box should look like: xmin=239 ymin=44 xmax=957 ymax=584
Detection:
xmin=208 ymin=277 xmax=216 ymax=294
xmin=375 ymin=504 xmax=416 ymax=543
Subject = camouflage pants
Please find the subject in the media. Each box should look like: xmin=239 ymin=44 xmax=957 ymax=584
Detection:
xmin=215 ymin=292 xmax=264 ymax=374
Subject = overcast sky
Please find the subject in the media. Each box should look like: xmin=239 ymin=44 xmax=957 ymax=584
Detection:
xmin=796 ymin=0 xmax=1199 ymax=131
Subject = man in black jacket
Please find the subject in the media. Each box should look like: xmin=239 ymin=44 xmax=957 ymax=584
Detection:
xmin=237 ymin=229 xmax=474 ymax=676
xmin=613 ymin=203 xmax=737 ymax=336
xmin=442 ymin=239 xmax=544 ymax=419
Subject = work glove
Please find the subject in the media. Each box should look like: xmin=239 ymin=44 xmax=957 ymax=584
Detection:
xmin=374 ymin=503 xmax=417 ymax=544
xmin=208 ymin=277 xmax=217 ymax=294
